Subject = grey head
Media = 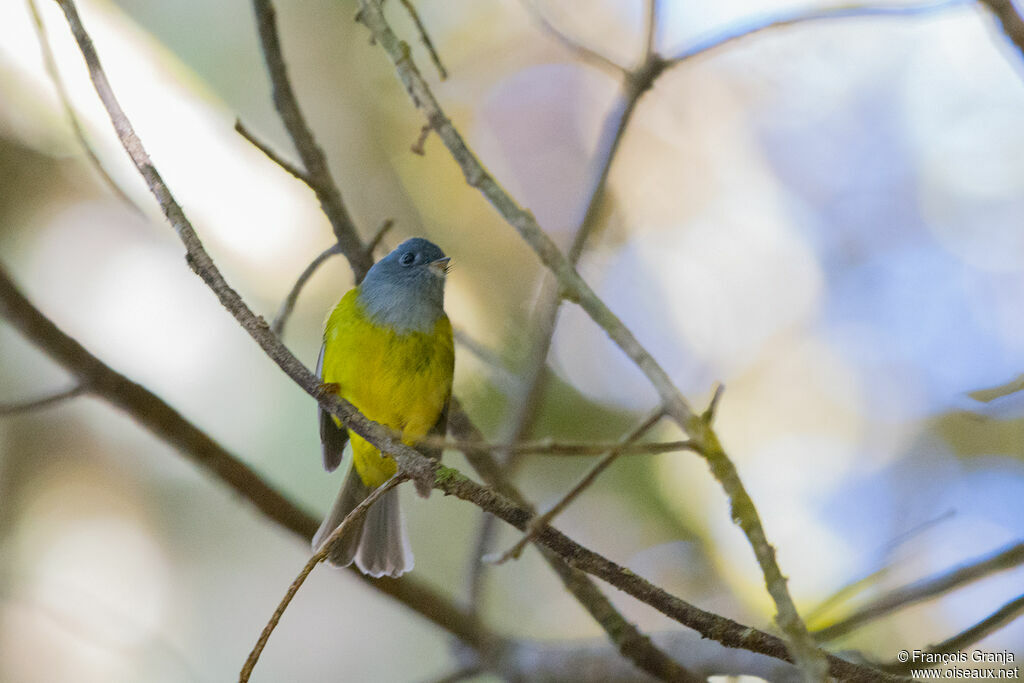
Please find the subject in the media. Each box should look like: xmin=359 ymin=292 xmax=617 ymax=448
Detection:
xmin=358 ymin=237 xmax=450 ymax=333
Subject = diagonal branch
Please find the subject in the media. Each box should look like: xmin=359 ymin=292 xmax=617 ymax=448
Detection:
xmin=0 ymin=254 xmax=896 ymax=682
xmin=50 ymin=3 xmax=694 ymax=679
xmin=489 ymin=408 xmax=665 ymax=564
xmin=234 ymin=118 xmax=311 ymax=183
xmin=0 ymin=384 xmax=87 ymax=416
xmin=881 ymin=593 xmax=1024 ymax=675
xmin=353 ymin=3 xmax=827 ymax=679
xmin=250 ymin=0 xmax=374 ymax=280
xmin=815 ymin=540 xmax=1024 ymax=642
xmin=643 ymin=0 xmax=659 ymax=61
xmin=430 ymin=461 xmax=903 ymax=682
xmin=980 ymin=0 xmax=1024 ymax=64
xmin=25 ymin=0 xmax=144 ymax=215
xmin=269 ymin=242 xmax=341 ymax=336
xmin=666 ymin=0 xmax=971 ymax=64
xmin=517 ymin=0 xmax=629 ymax=76
xmin=240 ymin=475 xmax=408 ymax=682
xmin=0 ymin=262 xmax=486 ymax=648
xmin=398 ymin=0 xmax=448 ymax=80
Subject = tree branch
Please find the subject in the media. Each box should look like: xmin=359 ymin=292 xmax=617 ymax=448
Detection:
xmin=50 ymin=3 xmax=696 ymax=678
xmin=398 ymin=0 xmax=448 ymax=80
xmin=250 ymin=0 xmax=374 ymax=280
xmin=240 ymin=475 xmax=407 ymax=682
xmin=0 ymin=384 xmax=87 ymax=416
xmin=234 ymin=118 xmax=311 ymax=183
xmin=0 ymin=262 xmax=489 ymax=649
xmin=353 ymin=3 xmax=827 ymax=678
xmin=643 ymin=0 xmax=659 ymax=62
xmin=815 ymin=541 xmax=1024 ymax=642
xmin=25 ymin=0 xmax=144 ymax=215
xmin=881 ymin=593 xmax=1024 ymax=675
xmin=517 ymin=0 xmax=629 ymax=76
xmin=488 ymin=408 xmax=665 ymax=564
xmin=0 ymin=261 xmax=836 ymax=683
xmin=980 ymin=0 xmax=1024 ymax=64
xmin=430 ymin=461 xmax=903 ymax=682
xmin=269 ymin=243 xmax=341 ymax=337
xmin=666 ymin=0 xmax=971 ymax=64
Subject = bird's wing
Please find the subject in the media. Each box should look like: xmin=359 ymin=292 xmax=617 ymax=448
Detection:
xmin=317 ymin=341 xmax=349 ymax=472
xmin=422 ymin=397 xmax=449 ymax=463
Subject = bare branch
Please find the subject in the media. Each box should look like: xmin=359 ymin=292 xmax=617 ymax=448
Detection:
xmin=643 ymin=0 xmax=659 ymax=61
xmin=446 ymin=402 xmax=699 ymax=682
xmin=234 ymin=118 xmax=311 ymax=183
xmin=48 ymin=5 xmax=696 ymax=678
xmin=270 ymin=243 xmax=341 ymax=337
xmin=452 ymin=328 xmax=515 ymax=381
xmin=422 ymin=434 xmax=696 ymax=457
xmin=881 ymin=594 xmax=1024 ymax=675
xmin=271 ymin=217 xmax=394 ymax=338
xmin=240 ymin=475 xmax=407 ymax=682
xmin=431 ymin=461 xmax=904 ymax=682
xmin=488 ymin=408 xmax=665 ymax=564
xmin=702 ymin=383 xmax=725 ymax=423
xmin=517 ymin=0 xmax=629 ymax=76
xmin=667 ymin=0 xmax=971 ymax=64
xmin=979 ymin=0 xmax=1024 ymax=64
xmin=815 ymin=541 xmax=1024 ymax=642
xmin=365 ymin=217 xmax=396 ymax=256
xmin=354 ymin=4 xmax=827 ymax=678
xmin=25 ymin=0 xmax=144 ymax=215
xmin=250 ymin=0 xmax=374 ymax=280
xmin=0 ymin=263 xmax=897 ymax=681
xmin=0 ymin=384 xmax=87 ymax=416
xmin=0 ymin=262 xmax=489 ymax=650
xmin=399 ymin=0 xmax=448 ymax=80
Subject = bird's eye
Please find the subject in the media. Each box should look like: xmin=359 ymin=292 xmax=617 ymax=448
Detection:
xmin=400 ymin=252 xmax=415 ymax=266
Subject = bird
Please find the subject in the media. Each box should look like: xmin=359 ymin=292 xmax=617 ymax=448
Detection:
xmin=311 ymin=237 xmax=454 ymax=578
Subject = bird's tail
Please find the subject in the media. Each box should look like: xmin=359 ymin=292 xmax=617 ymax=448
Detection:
xmin=312 ymin=465 xmax=413 ymax=578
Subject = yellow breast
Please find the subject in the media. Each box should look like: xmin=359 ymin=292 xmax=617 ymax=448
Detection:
xmin=320 ymin=288 xmax=454 ymax=487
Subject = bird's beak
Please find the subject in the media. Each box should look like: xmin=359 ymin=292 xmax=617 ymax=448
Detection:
xmin=428 ymin=256 xmax=451 ymax=278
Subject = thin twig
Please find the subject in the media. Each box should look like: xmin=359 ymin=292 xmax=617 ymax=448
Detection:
xmin=0 ymin=263 xmax=484 ymax=648
xmin=488 ymin=408 xmax=666 ymax=564
xmin=980 ymin=0 xmax=1024 ymax=65
xmin=465 ymin=35 xmax=666 ymax=614
xmin=353 ymin=3 xmax=829 ymax=679
xmin=0 ymin=263 xmax=898 ymax=682
xmin=701 ymin=383 xmax=725 ymax=423
xmin=422 ymin=434 xmax=696 ymax=457
xmin=399 ymin=0 xmax=448 ymax=80
xmin=0 ymin=384 xmax=87 ymax=416
xmin=365 ymin=217 xmax=396 ymax=256
xmin=239 ymin=475 xmax=407 ymax=682
xmin=815 ymin=541 xmax=1024 ymax=642
xmin=452 ymin=328 xmax=516 ymax=381
xmin=51 ymin=7 xmax=693 ymax=679
xmin=881 ymin=593 xmax=1024 ymax=674
xmin=251 ymin=0 xmax=374 ymax=280
xmin=432 ymin=461 xmax=905 ymax=682
xmin=271 ymin=243 xmax=342 ymax=337
xmin=448 ymin=405 xmax=698 ymax=683
xmin=643 ymin=0 xmax=659 ymax=61
xmin=234 ymin=118 xmax=311 ymax=183
xmin=49 ymin=5 xmax=696 ymax=675
xmin=411 ymin=122 xmax=432 ymax=155
xmin=518 ymin=0 xmax=629 ymax=76
xmin=25 ymin=0 xmax=144 ymax=215
xmin=667 ymin=0 xmax=971 ymax=63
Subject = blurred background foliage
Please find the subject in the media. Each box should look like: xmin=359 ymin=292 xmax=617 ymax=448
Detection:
xmin=1 ymin=0 xmax=1023 ymax=680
